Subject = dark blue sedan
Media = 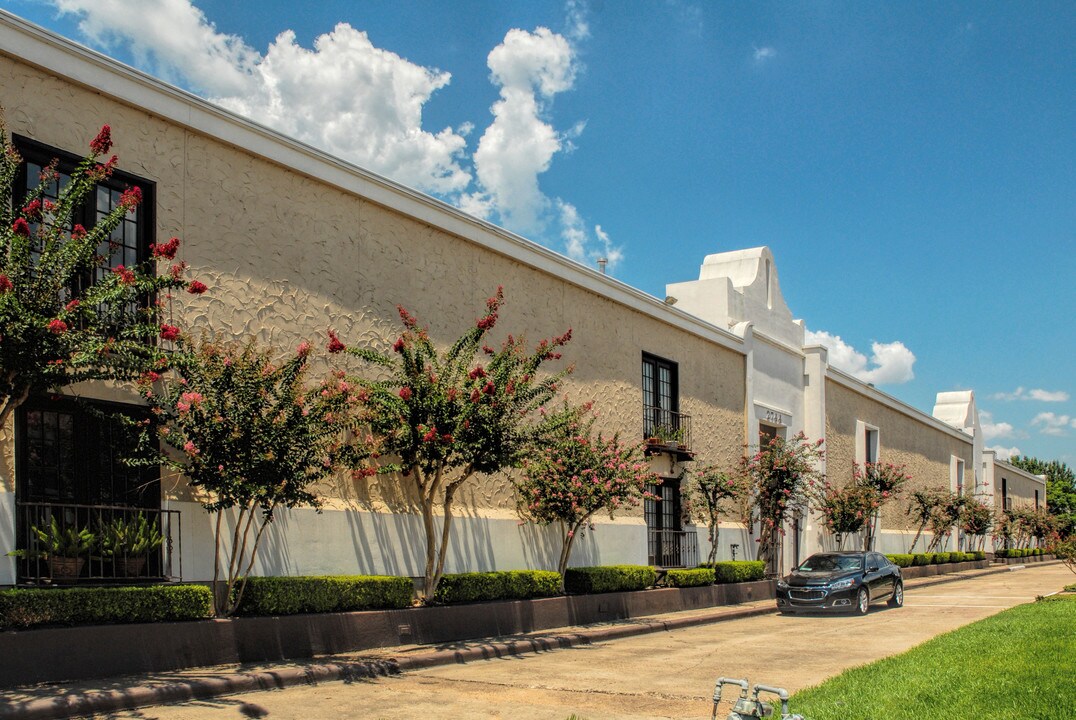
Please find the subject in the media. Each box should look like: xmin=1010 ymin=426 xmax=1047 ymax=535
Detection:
xmin=775 ymin=551 xmax=903 ymax=615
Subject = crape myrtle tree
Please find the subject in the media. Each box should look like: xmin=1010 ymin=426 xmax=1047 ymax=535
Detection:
xmin=925 ymin=492 xmax=966 ymax=552
xmin=514 ymin=411 xmax=658 ymax=591
xmin=0 ymin=123 xmax=198 ymax=431
xmin=854 ymin=461 xmax=911 ymax=551
xmin=686 ymin=465 xmax=750 ymax=564
xmin=959 ymin=496 xmax=995 ymax=551
xmin=741 ymin=432 xmax=825 ymax=571
xmin=334 ymin=288 xmax=578 ymax=599
xmin=810 ymin=481 xmax=874 ymax=551
xmin=134 ymin=337 xmax=365 ymax=616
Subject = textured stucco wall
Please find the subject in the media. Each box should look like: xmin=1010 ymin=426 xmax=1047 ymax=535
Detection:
xmin=0 ymin=53 xmax=747 ymax=575
xmin=994 ymin=464 xmax=1046 ymax=511
xmin=824 ymin=378 xmax=973 ymax=534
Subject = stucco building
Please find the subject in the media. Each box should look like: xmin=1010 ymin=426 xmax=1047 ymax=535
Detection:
xmin=0 ymin=13 xmax=1040 ymax=586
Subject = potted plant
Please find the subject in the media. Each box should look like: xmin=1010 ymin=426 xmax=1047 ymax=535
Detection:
xmin=99 ymin=513 xmax=164 ymax=577
xmin=8 ymin=517 xmax=95 ymax=580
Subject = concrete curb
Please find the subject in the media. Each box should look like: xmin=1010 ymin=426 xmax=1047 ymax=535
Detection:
xmin=0 ymin=564 xmax=1045 ymax=720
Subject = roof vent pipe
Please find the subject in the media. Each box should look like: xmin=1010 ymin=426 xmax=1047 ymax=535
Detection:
xmin=597 ymin=258 xmax=607 ymax=274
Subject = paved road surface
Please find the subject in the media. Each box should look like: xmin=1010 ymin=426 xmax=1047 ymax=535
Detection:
xmin=96 ymin=564 xmax=1071 ymax=720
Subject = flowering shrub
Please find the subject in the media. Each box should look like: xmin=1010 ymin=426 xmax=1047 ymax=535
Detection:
xmin=685 ymin=466 xmax=750 ymax=564
xmin=959 ymin=497 xmax=995 ymax=550
xmin=134 ymin=337 xmax=364 ymax=616
xmin=853 ymin=461 xmax=911 ymax=551
xmin=741 ymin=432 xmax=825 ymax=570
xmin=811 ymin=481 xmax=875 ymax=550
xmin=0 ymin=124 xmax=196 ymax=431
xmin=515 ymin=415 xmax=657 ymax=591
xmin=336 ymin=288 xmax=577 ymax=598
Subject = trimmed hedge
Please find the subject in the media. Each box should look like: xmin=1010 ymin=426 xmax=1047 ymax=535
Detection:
xmin=433 ymin=570 xmax=560 ymax=604
xmin=236 ymin=575 xmax=413 ymax=616
xmin=665 ymin=567 xmax=715 ymax=588
xmin=564 ymin=565 xmax=657 ymax=594
xmin=700 ymin=560 xmax=767 ymax=584
xmin=891 ymin=550 xmax=986 ymax=567
xmin=0 ymin=584 xmax=212 ymax=630
xmin=996 ymin=548 xmax=1047 ymax=558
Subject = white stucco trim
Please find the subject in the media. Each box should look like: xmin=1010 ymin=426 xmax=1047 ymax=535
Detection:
xmin=0 ymin=11 xmax=746 ymax=355
xmin=855 ymin=420 xmax=880 ymax=466
xmin=827 ymin=369 xmax=974 ymax=445
xmin=752 ymin=329 xmax=806 ymax=358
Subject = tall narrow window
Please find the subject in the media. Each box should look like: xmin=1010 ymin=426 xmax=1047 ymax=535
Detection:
xmin=645 ymin=477 xmax=683 ymax=566
xmin=642 ymin=353 xmax=679 ymax=440
xmin=14 ymin=135 xmax=154 ymax=306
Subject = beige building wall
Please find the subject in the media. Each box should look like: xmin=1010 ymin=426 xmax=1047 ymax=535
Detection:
xmin=994 ymin=460 xmax=1047 ymax=512
xmin=823 ymin=374 xmax=973 ymax=551
xmin=0 ymin=46 xmax=747 ymax=580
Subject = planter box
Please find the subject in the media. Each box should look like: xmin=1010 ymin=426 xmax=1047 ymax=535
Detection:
xmin=991 ymin=554 xmax=1055 ymax=565
xmin=0 ymin=579 xmax=776 ymax=688
xmin=900 ymin=559 xmax=989 ymax=579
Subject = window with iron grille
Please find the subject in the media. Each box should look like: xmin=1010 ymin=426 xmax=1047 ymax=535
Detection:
xmin=13 ymin=135 xmax=154 ymax=314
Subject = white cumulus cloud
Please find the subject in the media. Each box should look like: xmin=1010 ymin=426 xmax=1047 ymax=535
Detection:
xmin=990 ymin=386 xmax=1070 ymax=403
xmin=805 ymin=330 xmax=916 ymax=386
xmin=51 ymin=0 xmax=620 ymax=271
xmin=463 ymin=26 xmax=577 ymax=233
xmin=1031 ymin=412 xmax=1073 ymax=437
xmin=988 ymin=445 xmax=1022 ymax=461
xmin=54 ymin=0 xmax=471 ymax=195
xmin=979 ymin=410 xmax=1016 ymax=441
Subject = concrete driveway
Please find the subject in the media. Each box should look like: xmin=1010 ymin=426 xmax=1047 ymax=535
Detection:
xmin=95 ymin=564 xmax=1072 ymax=720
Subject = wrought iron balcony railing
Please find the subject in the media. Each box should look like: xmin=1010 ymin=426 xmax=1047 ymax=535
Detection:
xmin=13 ymin=502 xmax=181 ymax=585
xmin=643 ymin=406 xmax=693 ymax=457
xmin=648 ymin=529 xmax=699 ymax=569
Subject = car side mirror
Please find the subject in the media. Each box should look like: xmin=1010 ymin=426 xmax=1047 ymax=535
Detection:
xmin=867 ymin=565 xmax=879 ymax=573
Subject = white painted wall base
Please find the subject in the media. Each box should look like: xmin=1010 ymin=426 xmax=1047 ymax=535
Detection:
xmin=168 ymin=501 xmax=650 ymax=583
xmin=0 ymin=490 xmax=15 ymax=586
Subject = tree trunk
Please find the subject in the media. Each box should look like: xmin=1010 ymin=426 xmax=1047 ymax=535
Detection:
xmin=835 ymin=533 xmax=843 ymax=551
xmin=556 ymin=518 xmax=587 ymax=594
xmin=908 ymin=521 xmax=928 ymax=553
xmin=707 ymin=521 xmax=720 ymax=565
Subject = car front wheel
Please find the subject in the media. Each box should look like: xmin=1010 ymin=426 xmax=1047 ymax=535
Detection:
xmin=888 ymin=581 xmax=904 ymax=608
xmin=854 ymin=587 xmax=870 ymax=615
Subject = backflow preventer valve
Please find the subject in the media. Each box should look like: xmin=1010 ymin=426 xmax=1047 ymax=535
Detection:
xmin=712 ymin=677 xmax=805 ymax=720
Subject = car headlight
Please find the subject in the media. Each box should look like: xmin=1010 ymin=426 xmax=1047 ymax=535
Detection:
xmin=827 ymin=577 xmax=856 ymax=590
xmin=777 ymin=580 xmax=789 ymax=590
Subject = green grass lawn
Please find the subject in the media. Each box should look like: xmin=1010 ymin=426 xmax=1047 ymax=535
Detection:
xmin=790 ymin=595 xmax=1076 ymax=720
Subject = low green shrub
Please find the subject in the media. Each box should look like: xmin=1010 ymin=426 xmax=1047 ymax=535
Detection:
xmin=948 ymin=551 xmax=965 ymax=563
xmin=912 ymin=553 xmax=933 ymax=566
xmin=887 ymin=554 xmax=914 ymax=568
xmin=0 ymin=584 xmax=212 ymax=630
xmin=433 ymin=570 xmax=560 ymax=604
xmin=665 ymin=568 xmax=715 ymax=587
xmin=236 ymin=575 xmax=413 ymax=616
xmin=698 ymin=560 xmax=766 ymax=584
xmin=564 ymin=565 xmax=656 ymax=594
xmin=995 ymin=548 xmax=1012 ymax=558
xmin=969 ymin=550 xmax=986 ymax=561
xmin=933 ymin=552 xmax=951 ymax=564
xmin=503 ymin=570 xmax=561 ymax=599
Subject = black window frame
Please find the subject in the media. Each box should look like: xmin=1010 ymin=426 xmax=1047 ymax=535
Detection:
xmin=15 ymin=394 xmax=161 ymax=510
xmin=12 ymin=134 xmax=156 ymax=300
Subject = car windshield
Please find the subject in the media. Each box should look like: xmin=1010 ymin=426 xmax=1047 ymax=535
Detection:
xmin=797 ymin=554 xmax=863 ymax=572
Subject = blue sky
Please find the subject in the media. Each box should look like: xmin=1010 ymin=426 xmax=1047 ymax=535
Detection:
xmin=5 ymin=0 xmax=1073 ymax=462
